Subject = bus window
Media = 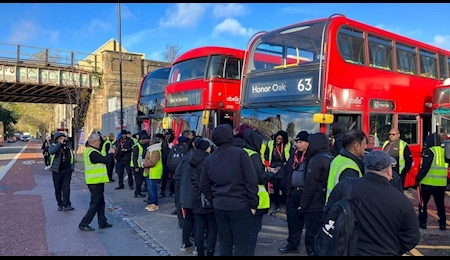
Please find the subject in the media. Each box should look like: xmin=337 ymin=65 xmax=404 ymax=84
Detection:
xmin=368 ymin=35 xmax=393 ymax=70
xmin=337 ymin=27 xmax=365 ymax=65
xmin=398 ymin=114 xmax=418 ymax=145
xmin=225 ymin=58 xmax=241 ymax=79
xmin=333 ymin=114 xmax=362 ymax=132
xmin=419 ymin=49 xmax=437 ymax=78
xmin=369 ymin=113 xmax=394 ymax=146
xmin=438 ymin=54 xmax=448 ymax=80
xmin=396 ymin=43 xmax=417 ymax=75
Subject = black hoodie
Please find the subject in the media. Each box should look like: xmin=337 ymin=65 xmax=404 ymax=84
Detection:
xmin=330 ymin=122 xmax=347 ymax=157
xmin=300 ymin=132 xmax=333 ymax=212
xmin=244 ymin=128 xmax=274 ymax=215
xmin=199 ymin=124 xmax=259 ymax=211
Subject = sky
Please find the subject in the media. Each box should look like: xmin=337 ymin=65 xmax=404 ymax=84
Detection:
xmin=0 ymin=3 xmax=449 ymax=62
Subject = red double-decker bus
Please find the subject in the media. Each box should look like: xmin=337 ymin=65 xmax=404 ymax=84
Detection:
xmin=239 ymin=14 xmax=450 ymax=188
xmin=136 ymin=66 xmax=171 ymax=136
xmin=163 ymin=46 xmax=245 ymax=140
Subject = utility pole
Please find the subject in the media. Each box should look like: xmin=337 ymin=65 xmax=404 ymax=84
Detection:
xmin=118 ymin=3 xmax=124 ymax=132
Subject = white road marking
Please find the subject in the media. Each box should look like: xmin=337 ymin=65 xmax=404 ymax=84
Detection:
xmin=0 ymin=145 xmax=27 ymax=181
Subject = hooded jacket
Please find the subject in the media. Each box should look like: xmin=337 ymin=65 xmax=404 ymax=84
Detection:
xmin=188 ymin=148 xmax=213 ymax=215
xmin=243 ymin=128 xmax=274 ymax=215
xmin=330 ymin=122 xmax=346 ymax=157
xmin=199 ymin=124 xmax=259 ymax=211
xmin=48 ymin=133 xmax=74 ymax=173
xmin=299 ymin=132 xmax=333 ymax=212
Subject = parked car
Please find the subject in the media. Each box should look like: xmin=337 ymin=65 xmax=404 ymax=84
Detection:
xmin=7 ymin=136 xmax=16 ymax=143
xmin=22 ymin=135 xmax=30 ymax=142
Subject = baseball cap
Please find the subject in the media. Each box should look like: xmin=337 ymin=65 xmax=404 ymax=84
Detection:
xmin=364 ymin=150 xmax=397 ymax=171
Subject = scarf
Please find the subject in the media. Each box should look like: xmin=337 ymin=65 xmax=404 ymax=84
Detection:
xmin=292 ymin=149 xmax=305 ymax=169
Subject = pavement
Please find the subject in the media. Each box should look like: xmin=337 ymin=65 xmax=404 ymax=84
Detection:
xmin=70 ymin=149 xmax=301 ymax=256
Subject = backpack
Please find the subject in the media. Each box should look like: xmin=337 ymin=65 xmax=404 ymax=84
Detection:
xmin=314 ymin=177 xmax=361 ymax=256
xmin=167 ymin=143 xmax=188 ymax=173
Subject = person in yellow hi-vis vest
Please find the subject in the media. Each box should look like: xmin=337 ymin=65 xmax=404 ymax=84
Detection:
xmin=243 ymin=128 xmax=274 ymax=256
xmin=78 ymin=133 xmax=116 ymax=231
xmin=382 ymin=128 xmax=413 ymax=189
xmin=326 ymin=129 xmax=368 ymax=202
xmin=142 ymin=137 xmax=163 ymax=212
xmin=416 ymin=133 xmax=449 ymax=231
xmin=101 ymin=133 xmax=116 ymax=182
xmin=131 ymin=134 xmax=150 ymax=198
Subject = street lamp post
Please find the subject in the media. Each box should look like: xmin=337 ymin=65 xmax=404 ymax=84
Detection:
xmin=118 ymin=3 xmax=124 ymax=132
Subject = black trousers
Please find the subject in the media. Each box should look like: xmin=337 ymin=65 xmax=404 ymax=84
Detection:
xmin=106 ymin=160 xmax=115 ymax=181
xmin=116 ymin=158 xmax=133 ymax=187
xmin=174 ymin=182 xmax=183 ymax=227
xmin=43 ymin=154 xmax=50 ymax=166
xmin=304 ymin=211 xmax=323 ymax=255
xmin=285 ymin=188 xmax=305 ymax=249
xmin=133 ymin=167 xmax=145 ymax=196
xmin=52 ymin=168 xmax=73 ymax=207
xmin=215 ymin=206 xmax=254 ymax=256
xmin=418 ymin=185 xmax=447 ymax=225
xmin=79 ymin=183 xmax=107 ymax=228
xmin=194 ymin=212 xmax=218 ymax=256
xmin=272 ymin=177 xmax=285 ymax=208
xmin=182 ymin=208 xmax=195 ymax=245
xmin=160 ymin=169 xmax=175 ymax=194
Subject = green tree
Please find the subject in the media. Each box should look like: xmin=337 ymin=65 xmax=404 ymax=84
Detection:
xmin=0 ymin=104 xmax=18 ymax=135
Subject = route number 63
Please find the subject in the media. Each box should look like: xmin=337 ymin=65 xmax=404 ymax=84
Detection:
xmin=297 ymin=77 xmax=312 ymax=92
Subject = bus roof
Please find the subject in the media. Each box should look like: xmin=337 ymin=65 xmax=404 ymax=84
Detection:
xmin=173 ymin=46 xmax=245 ymax=64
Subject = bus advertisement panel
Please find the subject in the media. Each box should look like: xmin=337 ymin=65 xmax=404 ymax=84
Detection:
xmin=163 ymin=46 xmax=245 ymax=140
xmin=239 ymin=14 xmax=450 ymax=188
xmin=136 ymin=66 xmax=171 ymax=136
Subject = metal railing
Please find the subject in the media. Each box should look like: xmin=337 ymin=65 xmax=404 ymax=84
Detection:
xmin=0 ymin=42 xmax=100 ymax=72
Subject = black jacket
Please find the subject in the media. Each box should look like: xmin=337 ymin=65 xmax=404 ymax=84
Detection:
xmin=283 ymin=147 xmax=309 ymax=195
xmin=330 ymin=122 xmax=346 ymax=157
xmin=199 ymin=124 xmax=259 ymax=211
xmin=188 ymin=148 xmax=212 ymax=215
xmin=87 ymin=144 xmax=115 ymax=165
xmin=243 ymin=128 xmax=274 ymax=215
xmin=48 ymin=142 xmax=75 ymax=173
xmin=300 ymin=133 xmax=333 ymax=212
xmin=114 ymin=136 xmax=134 ymax=162
xmin=325 ymin=173 xmax=420 ymax=256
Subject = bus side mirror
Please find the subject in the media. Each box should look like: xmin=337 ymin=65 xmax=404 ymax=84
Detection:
xmin=313 ymin=113 xmax=334 ymax=124
xmin=444 ymin=140 xmax=450 ymax=160
xmin=202 ymin=110 xmax=210 ymax=125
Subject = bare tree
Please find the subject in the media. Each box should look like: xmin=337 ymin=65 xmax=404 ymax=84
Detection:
xmin=162 ymin=44 xmax=181 ymax=63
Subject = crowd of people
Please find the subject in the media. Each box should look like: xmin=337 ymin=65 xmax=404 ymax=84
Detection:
xmin=42 ymin=121 xmax=449 ymax=256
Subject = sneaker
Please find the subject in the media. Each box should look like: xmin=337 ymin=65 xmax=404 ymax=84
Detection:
xmin=192 ymin=247 xmax=198 ymax=256
xmin=144 ymin=204 xmax=153 ymax=210
xmin=270 ymin=207 xmax=280 ymax=215
xmin=147 ymin=204 xmax=159 ymax=212
xmin=44 ymin=166 xmax=50 ymax=170
xmin=181 ymin=243 xmax=193 ymax=252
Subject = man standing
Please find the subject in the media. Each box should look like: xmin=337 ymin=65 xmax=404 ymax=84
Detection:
xmin=143 ymin=137 xmax=164 ymax=212
xmin=79 ymin=133 xmax=115 ymax=231
xmin=131 ymin=134 xmax=150 ymax=198
xmin=299 ymin=132 xmax=333 ymax=256
xmin=199 ymin=124 xmax=258 ymax=256
xmin=101 ymin=133 xmax=116 ymax=183
xmin=278 ymin=131 xmax=309 ymax=254
xmin=325 ymin=150 xmax=420 ymax=256
xmin=416 ymin=133 xmax=448 ymax=230
xmin=382 ymin=128 xmax=413 ymax=189
xmin=114 ymin=129 xmax=134 ymax=190
xmin=48 ymin=132 xmax=75 ymax=211
xmin=326 ymin=129 xmax=367 ymax=202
